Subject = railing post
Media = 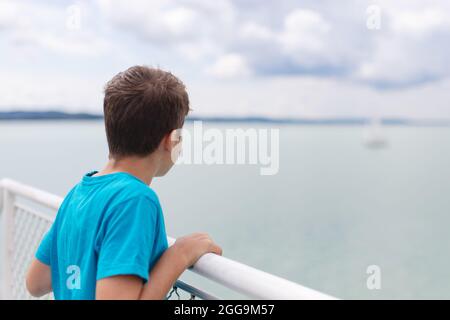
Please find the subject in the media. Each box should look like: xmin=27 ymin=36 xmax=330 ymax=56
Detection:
xmin=1 ymin=185 xmax=15 ymax=300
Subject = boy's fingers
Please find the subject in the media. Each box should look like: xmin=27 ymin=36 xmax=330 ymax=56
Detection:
xmin=193 ymin=232 xmax=209 ymax=238
xmin=210 ymin=244 xmax=223 ymax=256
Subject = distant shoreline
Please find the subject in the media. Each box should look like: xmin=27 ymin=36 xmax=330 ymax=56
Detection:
xmin=0 ymin=111 xmax=102 ymax=121
xmin=1 ymin=111 xmax=450 ymax=127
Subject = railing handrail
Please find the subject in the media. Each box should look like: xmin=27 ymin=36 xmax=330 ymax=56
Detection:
xmin=0 ymin=178 xmax=337 ymax=300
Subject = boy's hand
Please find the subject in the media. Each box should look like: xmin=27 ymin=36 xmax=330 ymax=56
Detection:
xmin=97 ymin=233 xmax=221 ymax=300
xmin=174 ymin=233 xmax=222 ymax=268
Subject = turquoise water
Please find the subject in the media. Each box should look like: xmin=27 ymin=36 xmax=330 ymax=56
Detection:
xmin=1 ymin=121 xmax=450 ymax=299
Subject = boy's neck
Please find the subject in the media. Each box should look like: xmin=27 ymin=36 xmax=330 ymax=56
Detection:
xmin=96 ymin=155 xmax=160 ymax=185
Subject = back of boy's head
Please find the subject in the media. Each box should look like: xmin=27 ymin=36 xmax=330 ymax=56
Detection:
xmin=103 ymin=65 xmax=190 ymax=158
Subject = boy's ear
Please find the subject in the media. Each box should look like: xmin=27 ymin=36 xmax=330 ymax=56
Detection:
xmin=164 ymin=129 xmax=181 ymax=151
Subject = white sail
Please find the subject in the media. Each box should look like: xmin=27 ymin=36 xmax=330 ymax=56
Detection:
xmin=363 ymin=118 xmax=388 ymax=148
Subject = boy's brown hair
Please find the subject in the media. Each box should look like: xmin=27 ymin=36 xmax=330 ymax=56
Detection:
xmin=103 ymin=66 xmax=190 ymax=158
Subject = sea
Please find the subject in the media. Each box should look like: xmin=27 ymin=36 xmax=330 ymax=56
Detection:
xmin=1 ymin=120 xmax=450 ymax=299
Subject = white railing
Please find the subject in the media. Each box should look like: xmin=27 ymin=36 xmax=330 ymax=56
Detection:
xmin=0 ymin=178 xmax=336 ymax=300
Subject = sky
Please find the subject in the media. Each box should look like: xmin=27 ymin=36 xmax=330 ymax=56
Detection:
xmin=0 ymin=0 xmax=449 ymax=119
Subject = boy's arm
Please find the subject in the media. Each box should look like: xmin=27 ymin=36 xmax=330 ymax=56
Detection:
xmin=139 ymin=243 xmax=188 ymax=299
xmin=96 ymin=245 xmax=186 ymax=300
xmin=26 ymin=258 xmax=52 ymax=297
xmin=96 ymin=233 xmax=222 ymax=300
xmin=27 ymin=225 xmax=54 ymax=297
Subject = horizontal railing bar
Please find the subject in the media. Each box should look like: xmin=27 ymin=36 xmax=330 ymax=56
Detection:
xmin=14 ymin=203 xmax=55 ymax=223
xmin=0 ymin=178 xmax=337 ymax=300
xmin=1 ymin=179 xmax=62 ymax=210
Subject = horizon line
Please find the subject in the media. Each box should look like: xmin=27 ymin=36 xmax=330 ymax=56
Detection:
xmin=0 ymin=110 xmax=450 ymax=126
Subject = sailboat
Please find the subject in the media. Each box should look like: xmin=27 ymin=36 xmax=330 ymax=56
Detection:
xmin=363 ymin=118 xmax=388 ymax=149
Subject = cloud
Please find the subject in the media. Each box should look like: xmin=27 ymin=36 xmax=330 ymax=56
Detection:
xmin=0 ymin=71 xmax=104 ymax=111
xmin=2 ymin=68 xmax=450 ymax=121
xmin=240 ymin=22 xmax=275 ymax=42
xmin=392 ymin=8 xmax=448 ymax=37
xmin=90 ymin=0 xmax=450 ymax=88
xmin=0 ymin=0 xmax=18 ymax=30
xmin=187 ymin=75 xmax=450 ymax=119
xmin=354 ymin=3 xmax=450 ymax=87
xmin=279 ymin=9 xmax=331 ymax=67
xmin=0 ymin=0 xmax=109 ymax=57
xmin=10 ymin=30 xmax=110 ymax=57
xmin=233 ymin=2 xmax=450 ymax=88
xmin=206 ymin=53 xmax=251 ymax=79
xmin=96 ymin=0 xmax=235 ymax=45
xmin=2 ymin=0 xmax=450 ymax=88
xmin=0 ymin=0 xmax=449 ymax=119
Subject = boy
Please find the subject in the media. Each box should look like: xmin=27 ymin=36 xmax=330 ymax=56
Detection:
xmin=25 ymin=66 xmax=222 ymax=300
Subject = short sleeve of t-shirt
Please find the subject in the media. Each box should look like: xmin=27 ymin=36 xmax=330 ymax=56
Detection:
xmin=96 ymin=196 xmax=159 ymax=283
xmin=36 ymin=225 xmax=54 ymax=266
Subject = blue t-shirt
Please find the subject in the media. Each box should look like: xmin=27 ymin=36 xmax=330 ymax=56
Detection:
xmin=35 ymin=171 xmax=169 ymax=300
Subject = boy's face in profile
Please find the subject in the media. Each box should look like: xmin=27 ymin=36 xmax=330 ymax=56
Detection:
xmin=156 ymin=128 xmax=183 ymax=177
